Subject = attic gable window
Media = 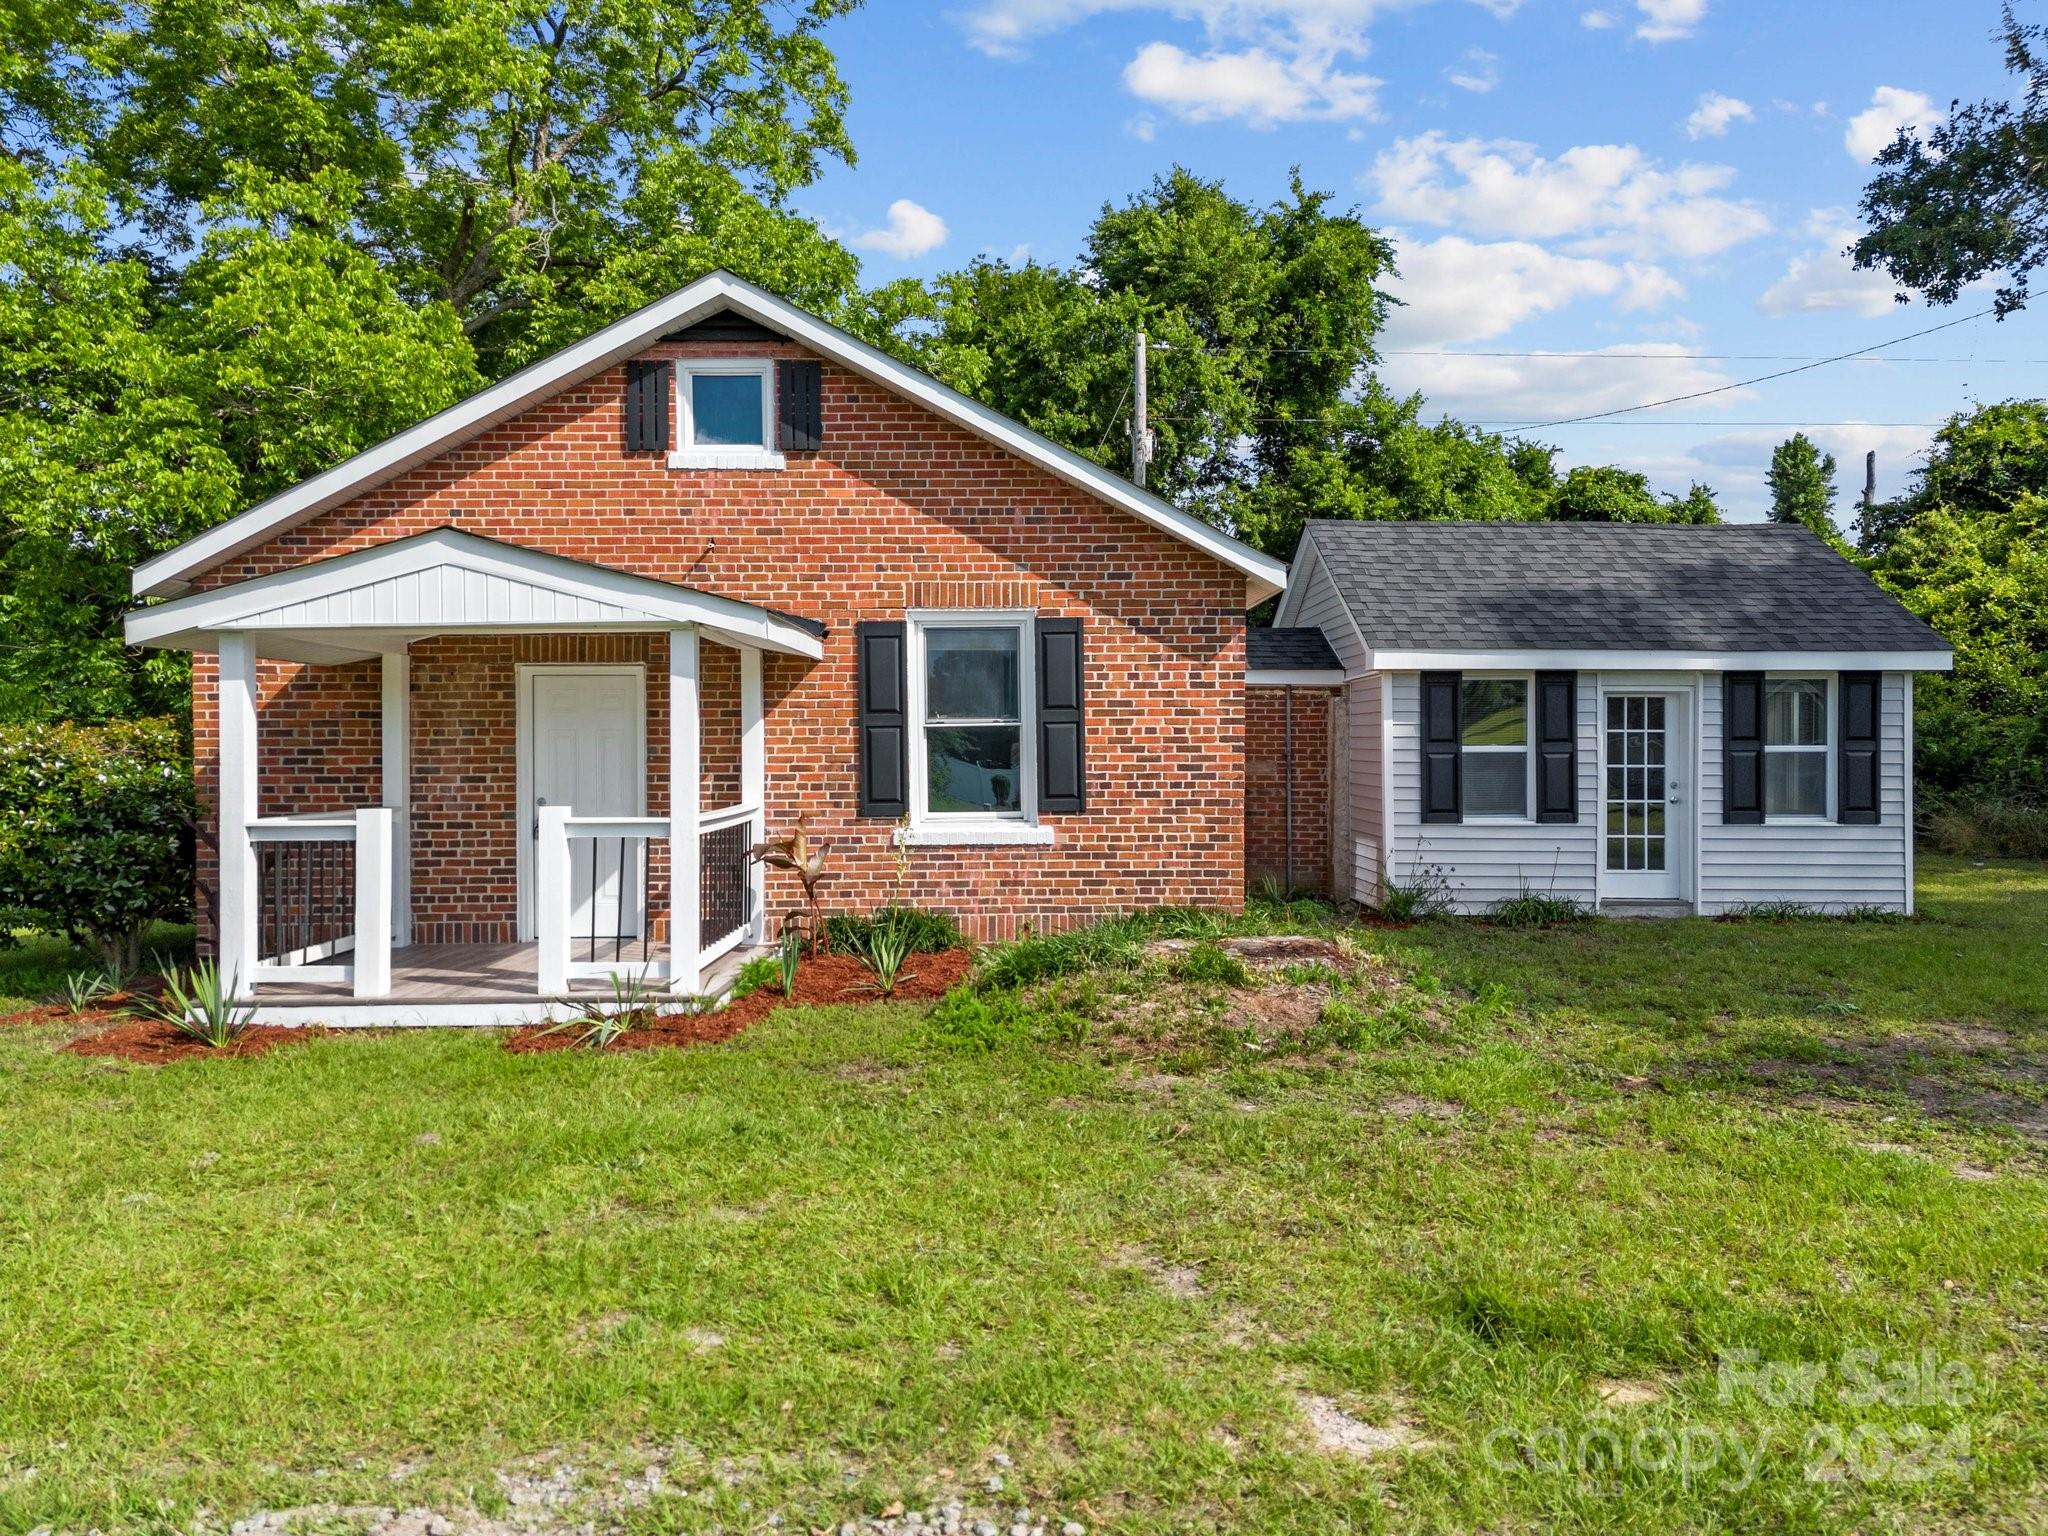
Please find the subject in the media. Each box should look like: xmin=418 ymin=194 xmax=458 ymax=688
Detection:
xmin=669 ymin=359 xmax=784 ymax=470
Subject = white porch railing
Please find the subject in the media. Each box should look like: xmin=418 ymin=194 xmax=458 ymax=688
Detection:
xmin=245 ymin=808 xmax=394 ymax=996
xmin=535 ymin=802 xmax=759 ymax=997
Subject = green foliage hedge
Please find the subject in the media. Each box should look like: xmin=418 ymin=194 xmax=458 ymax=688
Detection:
xmin=0 ymin=718 xmax=194 ymax=972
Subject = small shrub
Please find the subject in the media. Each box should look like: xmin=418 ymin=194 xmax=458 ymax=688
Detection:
xmin=778 ymin=932 xmax=801 ymax=997
xmin=0 ymin=718 xmax=195 ymax=975
xmin=56 ymin=969 xmax=113 ymax=1015
xmin=138 ymin=961 xmax=252 ymax=1049
xmin=730 ymin=954 xmax=780 ymax=1000
xmin=827 ymin=905 xmax=964 ymax=956
xmin=972 ymin=907 xmax=1229 ymax=993
xmin=1171 ymin=942 xmax=1250 ymax=988
xmin=1379 ymin=863 xmax=1454 ymax=921
xmin=543 ymin=971 xmax=659 ymax=1050
xmin=1486 ymin=887 xmax=1594 ymax=927
xmin=859 ymin=912 xmax=915 ymax=996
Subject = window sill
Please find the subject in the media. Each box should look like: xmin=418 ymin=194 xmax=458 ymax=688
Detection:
xmin=894 ymin=821 xmax=1056 ymax=848
xmin=667 ymin=448 xmax=786 ymax=472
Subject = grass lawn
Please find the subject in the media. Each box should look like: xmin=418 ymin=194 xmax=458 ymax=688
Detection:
xmin=0 ymin=858 xmax=2043 ymax=1534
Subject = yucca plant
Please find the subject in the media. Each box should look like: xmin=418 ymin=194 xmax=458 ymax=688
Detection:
xmin=56 ymin=969 xmax=113 ymax=1015
xmin=860 ymin=912 xmax=915 ymax=997
xmin=778 ymin=932 xmax=801 ymax=997
xmin=751 ymin=814 xmax=832 ymax=955
xmin=543 ymin=970 xmax=659 ymax=1049
xmin=136 ymin=962 xmax=253 ymax=1048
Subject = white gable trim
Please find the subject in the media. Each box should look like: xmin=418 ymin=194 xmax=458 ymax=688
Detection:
xmin=132 ymin=271 xmax=1287 ymax=604
xmin=124 ymin=528 xmax=826 ymax=659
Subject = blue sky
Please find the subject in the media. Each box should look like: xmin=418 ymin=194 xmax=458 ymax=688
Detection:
xmin=795 ymin=0 xmax=2047 ymax=523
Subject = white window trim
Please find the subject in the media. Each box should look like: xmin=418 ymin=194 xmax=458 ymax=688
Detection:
xmin=1762 ymin=672 xmax=1835 ymax=823
xmin=897 ymin=608 xmax=1054 ymax=848
xmin=1460 ymin=672 xmax=1536 ymax=824
xmin=668 ymin=358 xmax=786 ymax=471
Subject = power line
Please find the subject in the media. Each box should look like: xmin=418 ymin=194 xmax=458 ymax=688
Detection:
xmin=1381 ymin=348 xmax=2044 ymax=363
xmin=1505 ymin=308 xmax=1996 ymax=432
xmin=1154 ymin=416 xmax=1944 ymax=429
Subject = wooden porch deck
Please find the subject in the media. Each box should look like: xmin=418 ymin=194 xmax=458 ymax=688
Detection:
xmin=244 ymin=939 xmax=768 ymax=1025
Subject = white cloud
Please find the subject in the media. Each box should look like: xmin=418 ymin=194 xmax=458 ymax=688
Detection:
xmin=1758 ymin=211 xmax=1899 ymax=317
xmin=1383 ymin=233 xmax=1680 ymax=347
xmin=1468 ymin=0 xmax=1523 ymax=16
xmin=1445 ymin=47 xmax=1500 ymax=93
xmin=1123 ymin=39 xmax=1381 ymax=123
xmin=1370 ymin=132 xmax=1771 ymax=259
xmin=1634 ymin=0 xmax=1707 ymax=42
xmin=958 ymin=0 xmax=1430 ymax=60
xmin=1580 ymin=8 xmax=1617 ymax=26
xmin=1126 ymin=111 xmax=1158 ymax=141
xmin=1382 ymin=343 xmax=1741 ymax=427
xmin=1685 ymin=91 xmax=1753 ymax=139
xmin=1844 ymin=85 xmax=1944 ymax=163
xmin=852 ymin=199 xmax=949 ymax=259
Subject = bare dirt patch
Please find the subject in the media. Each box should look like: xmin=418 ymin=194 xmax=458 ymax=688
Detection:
xmin=1377 ymin=1095 xmax=1463 ymax=1121
xmin=1295 ymin=1394 xmax=1423 ymax=1460
xmin=504 ymin=949 xmax=972 ymax=1055
xmin=1118 ymin=1245 xmax=1206 ymax=1299
xmin=1594 ymin=1378 xmax=1665 ymax=1407
xmin=1730 ymin=1028 xmax=2048 ymax=1142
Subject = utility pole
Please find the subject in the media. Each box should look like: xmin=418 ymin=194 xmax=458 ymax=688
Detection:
xmin=1131 ymin=329 xmax=1151 ymax=488
xmin=1863 ymin=450 xmax=1877 ymax=512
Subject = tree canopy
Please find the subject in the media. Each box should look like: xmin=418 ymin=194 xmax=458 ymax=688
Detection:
xmin=1766 ymin=433 xmax=1841 ymax=541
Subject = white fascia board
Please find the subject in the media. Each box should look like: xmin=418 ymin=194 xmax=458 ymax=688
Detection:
xmin=125 ymin=528 xmax=825 ymax=660
xmin=134 ymin=271 xmax=1286 ymax=604
xmin=1364 ymin=647 xmax=1955 ymax=673
xmin=1246 ymin=669 xmax=1347 ymax=687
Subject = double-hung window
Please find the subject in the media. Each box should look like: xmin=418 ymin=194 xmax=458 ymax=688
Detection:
xmin=1461 ymin=676 xmax=1530 ymax=819
xmin=1763 ymin=677 xmax=1829 ymax=818
xmin=671 ymin=359 xmax=783 ymax=469
xmin=902 ymin=612 xmax=1053 ymax=845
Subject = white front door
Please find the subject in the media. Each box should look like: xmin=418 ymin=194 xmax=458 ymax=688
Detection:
xmin=1601 ymin=690 xmax=1689 ymax=900
xmin=519 ymin=667 xmax=646 ymax=941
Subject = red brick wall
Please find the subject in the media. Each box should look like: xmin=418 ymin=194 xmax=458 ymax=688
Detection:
xmin=193 ymin=337 xmax=1246 ymax=946
xmin=1245 ymin=686 xmax=1331 ymax=897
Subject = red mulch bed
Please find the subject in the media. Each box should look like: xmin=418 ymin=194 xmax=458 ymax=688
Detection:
xmin=62 ymin=1017 xmax=322 ymax=1064
xmin=504 ymin=946 xmax=974 ymax=1054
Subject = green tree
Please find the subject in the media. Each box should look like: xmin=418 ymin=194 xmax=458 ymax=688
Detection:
xmin=1852 ymin=5 xmax=2048 ymax=315
xmin=1546 ymin=465 xmax=1721 ymax=524
xmin=1766 ymin=433 xmax=1841 ymax=539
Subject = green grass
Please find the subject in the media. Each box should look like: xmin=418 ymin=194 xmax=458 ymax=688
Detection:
xmin=0 ymin=863 xmax=2043 ymax=1533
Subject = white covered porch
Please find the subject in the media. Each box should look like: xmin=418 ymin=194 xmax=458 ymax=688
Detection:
xmin=125 ymin=530 xmax=822 ymax=1024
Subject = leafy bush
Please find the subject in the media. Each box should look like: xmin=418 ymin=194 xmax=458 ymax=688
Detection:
xmin=730 ymin=953 xmax=781 ymax=1000
xmin=858 ymin=911 xmax=914 ymax=996
xmin=1170 ymin=942 xmax=1250 ymax=987
xmin=825 ymin=905 xmax=965 ymax=955
xmin=1485 ymin=887 xmax=1593 ymax=927
xmin=0 ymin=718 xmax=194 ymax=974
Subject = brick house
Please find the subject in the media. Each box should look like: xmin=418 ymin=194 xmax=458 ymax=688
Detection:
xmin=126 ymin=272 xmax=1296 ymax=1023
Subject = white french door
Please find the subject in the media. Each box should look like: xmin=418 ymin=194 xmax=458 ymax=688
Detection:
xmin=1601 ymin=690 xmax=1689 ymax=900
xmin=517 ymin=667 xmax=646 ymax=940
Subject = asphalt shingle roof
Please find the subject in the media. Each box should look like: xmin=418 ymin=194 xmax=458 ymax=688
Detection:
xmin=1247 ymin=626 xmax=1342 ymax=672
xmin=1301 ymin=521 xmax=1948 ymax=654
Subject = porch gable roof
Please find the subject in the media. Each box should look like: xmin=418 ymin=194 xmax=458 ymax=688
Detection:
xmin=130 ymin=270 xmax=1288 ymax=605
xmin=123 ymin=528 xmax=827 ymax=662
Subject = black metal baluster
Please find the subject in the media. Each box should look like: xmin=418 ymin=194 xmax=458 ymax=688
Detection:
xmin=614 ymin=836 xmax=627 ymax=962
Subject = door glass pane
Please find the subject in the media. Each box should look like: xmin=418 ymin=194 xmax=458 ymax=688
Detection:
xmin=690 ymin=372 xmax=764 ymax=446
xmin=1765 ymin=750 xmax=1826 ymax=817
xmin=926 ymin=628 xmax=1020 ymax=720
xmin=927 ymin=725 xmax=1022 ymax=813
xmin=1464 ymin=751 xmax=1527 ymax=817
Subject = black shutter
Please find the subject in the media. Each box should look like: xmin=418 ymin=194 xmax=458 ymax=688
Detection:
xmin=1533 ymin=671 xmax=1578 ymax=824
xmin=1037 ymin=617 xmax=1085 ymax=813
xmin=778 ymin=360 xmax=822 ymax=452
xmin=624 ymin=359 xmax=669 ymax=453
xmin=1838 ymin=671 xmax=1881 ymax=824
xmin=1420 ymin=672 xmax=1462 ymax=823
xmin=856 ymin=622 xmax=907 ymax=818
xmin=1723 ymin=672 xmax=1765 ymax=825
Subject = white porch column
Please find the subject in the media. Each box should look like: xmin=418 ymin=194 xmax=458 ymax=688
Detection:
xmin=669 ymin=626 xmax=702 ymax=995
xmin=352 ymin=807 xmax=394 ymax=997
xmin=536 ymin=804 xmax=572 ymax=995
xmin=740 ymin=645 xmax=766 ymax=943
xmin=380 ymin=648 xmax=411 ymax=948
xmin=215 ymin=633 xmax=260 ymax=996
